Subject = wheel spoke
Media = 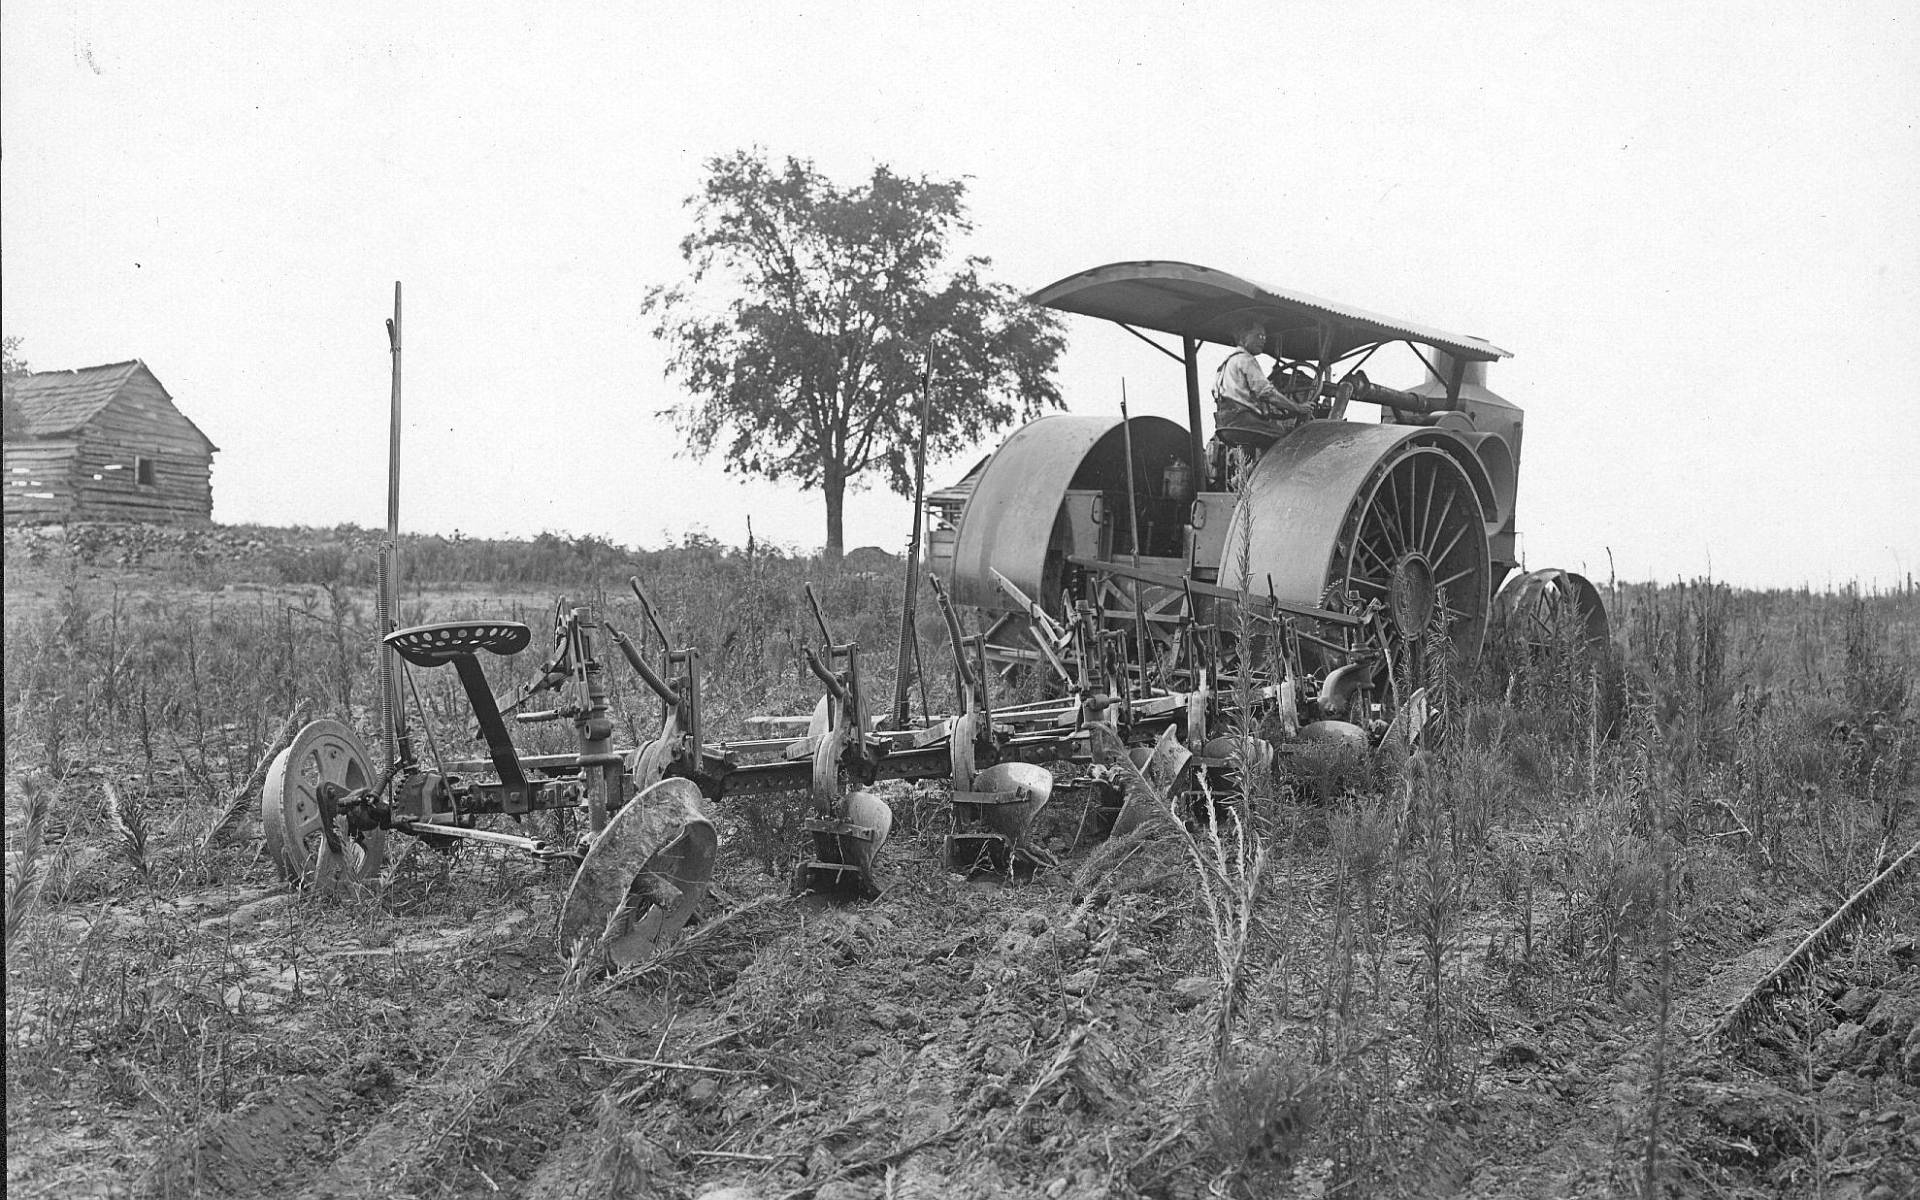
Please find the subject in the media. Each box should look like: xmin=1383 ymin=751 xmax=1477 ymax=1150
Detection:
xmin=318 ymin=751 xmax=353 ymax=787
xmin=288 ymin=802 xmax=324 ymax=838
xmin=1387 ymin=467 xmax=1414 ymax=549
xmin=1417 ymin=459 xmax=1439 ymax=551
xmin=1424 ymin=487 xmax=1456 ymax=559
xmin=1355 ymin=535 xmax=1393 ymax=574
xmin=1366 ymin=504 xmax=1402 ymax=558
xmin=1431 ymin=520 xmax=1470 ymax=571
xmin=1436 ymin=564 xmax=1477 ymax=592
xmin=1525 ymin=609 xmax=1554 ymax=638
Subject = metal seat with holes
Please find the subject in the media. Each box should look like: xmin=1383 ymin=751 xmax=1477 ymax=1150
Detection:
xmin=384 ymin=621 xmax=532 ymax=666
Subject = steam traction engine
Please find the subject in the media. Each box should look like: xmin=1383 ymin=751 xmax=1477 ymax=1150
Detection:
xmin=927 ymin=260 xmax=1608 ymax=738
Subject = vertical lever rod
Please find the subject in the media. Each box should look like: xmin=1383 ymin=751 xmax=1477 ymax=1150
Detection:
xmin=380 ymin=282 xmax=407 ymax=765
xmin=892 ymin=338 xmax=937 ymax=728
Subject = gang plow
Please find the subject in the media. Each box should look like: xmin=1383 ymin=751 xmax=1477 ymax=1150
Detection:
xmin=262 ymin=262 xmax=1615 ymax=966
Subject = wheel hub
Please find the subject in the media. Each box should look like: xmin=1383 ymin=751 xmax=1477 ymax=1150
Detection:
xmin=1389 ymin=553 xmax=1437 ymax=636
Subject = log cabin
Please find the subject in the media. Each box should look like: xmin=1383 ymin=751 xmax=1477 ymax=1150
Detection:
xmin=3 ymin=360 xmax=218 ymax=524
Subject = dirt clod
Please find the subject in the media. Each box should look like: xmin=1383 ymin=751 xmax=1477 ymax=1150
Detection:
xmin=1171 ymin=977 xmax=1213 ymax=1010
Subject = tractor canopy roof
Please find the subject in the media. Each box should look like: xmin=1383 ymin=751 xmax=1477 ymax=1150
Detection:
xmin=1027 ymin=261 xmax=1509 ymax=365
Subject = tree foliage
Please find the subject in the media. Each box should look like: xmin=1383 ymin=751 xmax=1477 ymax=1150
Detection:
xmin=644 ymin=150 xmax=1065 ymax=556
xmin=2 ymin=336 xmax=29 ymax=443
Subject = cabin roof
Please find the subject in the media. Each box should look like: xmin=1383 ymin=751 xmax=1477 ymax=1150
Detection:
xmin=7 ymin=360 xmax=218 ymax=451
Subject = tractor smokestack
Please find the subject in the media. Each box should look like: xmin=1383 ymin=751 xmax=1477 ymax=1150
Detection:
xmin=1426 ymin=349 xmax=1490 ymax=393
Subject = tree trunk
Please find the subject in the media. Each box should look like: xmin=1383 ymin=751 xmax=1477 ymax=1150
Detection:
xmin=822 ymin=468 xmax=845 ymax=561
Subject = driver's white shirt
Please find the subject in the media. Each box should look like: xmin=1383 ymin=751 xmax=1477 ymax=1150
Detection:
xmin=1213 ymin=350 xmax=1284 ymax=413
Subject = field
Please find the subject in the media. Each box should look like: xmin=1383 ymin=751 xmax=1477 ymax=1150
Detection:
xmin=5 ymin=521 xmax=1917 ymax=1200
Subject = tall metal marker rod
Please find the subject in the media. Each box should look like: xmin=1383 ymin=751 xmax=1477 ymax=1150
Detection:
xmin=891 ymin=339 xmax=937 ymax=728
xmin=1120 ymin=381 xmax=1150 ymax=687
xmin=1120 ymin=380 xmax=1141 ymax=569
xmin=379 ymin=282 xmax=408 ymax=765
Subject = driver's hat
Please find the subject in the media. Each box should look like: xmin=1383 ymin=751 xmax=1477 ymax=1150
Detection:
xmin=1224 ymin=312 xmax=1267 ymax=341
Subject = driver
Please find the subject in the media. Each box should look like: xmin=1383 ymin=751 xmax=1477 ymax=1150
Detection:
xmin=1212 ymin=316 xmax=1313 ymax=448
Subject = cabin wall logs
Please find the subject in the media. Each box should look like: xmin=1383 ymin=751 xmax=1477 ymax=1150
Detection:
xmin=4 ymin=374 xmax=213 ymax=523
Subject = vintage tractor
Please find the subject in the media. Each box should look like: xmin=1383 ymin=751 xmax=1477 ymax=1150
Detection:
xmin=927 ymin=260 xmax=1610 ymax=740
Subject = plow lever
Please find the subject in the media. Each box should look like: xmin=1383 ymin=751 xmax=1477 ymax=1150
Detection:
xmin=627 ymin=577 xmax=672 ymax=649
xmin=929 ymin=573 xmax=989 ymax=717
xmin=605 ymin=619 xmax=683 ymax=706
xmin=804 ymin=583 xmax=837 ymax=648
xmin=802 ymin=646 xmax=850 ymax=703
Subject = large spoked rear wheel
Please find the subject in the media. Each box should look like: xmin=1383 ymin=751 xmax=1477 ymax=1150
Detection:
xmin=558 ymin=778 xmax=718 ymax=972
xmin=262 ymin=719 xmax=389 ymax=893
xmin=1331 ymin=444 xmax=1490 ymax=694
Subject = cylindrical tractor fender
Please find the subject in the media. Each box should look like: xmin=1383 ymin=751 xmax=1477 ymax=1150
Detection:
xmin=946 ymin=413 xmax=1191 ymax=612
xmin=1216 ymin=421 xmax=1496 ymax=669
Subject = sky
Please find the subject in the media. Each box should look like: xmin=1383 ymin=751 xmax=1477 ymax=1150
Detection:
xmin=4 ymin=1 xmax=1916 ymax=589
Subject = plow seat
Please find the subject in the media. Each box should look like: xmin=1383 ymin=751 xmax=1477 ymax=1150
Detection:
xmin=386 ymin=621 xmax=532 ymax=666
xmin=383 ymin=621 xmax=534 ymax=788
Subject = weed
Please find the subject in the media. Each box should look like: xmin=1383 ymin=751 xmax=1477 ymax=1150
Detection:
xmin=1843 ymin=597 xmax=1908 ymax=717
xmin=1406 ymin=753 xmax=1468 ymax=1092
xmin=1204 ymin=1050 xmax=1320 ymax=1190
xmin=103 ymin=781 xmax=152 ymax=886
xmin=5 ymin=773 xmax=52 ymax=950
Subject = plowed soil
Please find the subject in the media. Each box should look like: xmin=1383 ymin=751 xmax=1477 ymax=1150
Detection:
xmin=9 ymin=785 xmax=1916 ymax=1200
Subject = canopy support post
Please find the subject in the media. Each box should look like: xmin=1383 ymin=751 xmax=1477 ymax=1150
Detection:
xmin=1182 ymin=335 xmax=1204 ymax=479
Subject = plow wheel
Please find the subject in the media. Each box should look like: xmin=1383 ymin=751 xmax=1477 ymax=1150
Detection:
xmin=1336 ymin=444 xmax=1491 ymax=683
xmin=558 ymin=777 xmax=717 ymax=971
xmin=1493 ymin=568 xmax=1612 ymax=656
xmin=262 ymin=719 xmax=388 ymax=891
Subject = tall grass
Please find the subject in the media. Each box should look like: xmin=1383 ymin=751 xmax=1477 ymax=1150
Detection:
xmin=4 ymin=527 xmax=919 ymax=767
xmin=5 ymin=524 xmax=1917 ymax=1196
xmin=1256 ymin=575 xmax=1918 ymax=1194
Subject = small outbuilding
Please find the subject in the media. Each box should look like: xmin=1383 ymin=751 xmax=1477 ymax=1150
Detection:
xmin=2 ymin=360 xmax=218 ymax=524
